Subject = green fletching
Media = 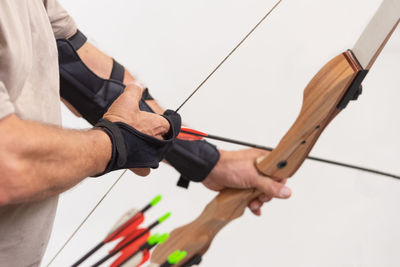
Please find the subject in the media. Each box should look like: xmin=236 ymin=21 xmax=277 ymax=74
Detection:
xmin=168 ymin=250 xmax=187 ymax=264
xmin=158 ymin=212 xmax=171 ymax=223
xmin=157 ymin=233 xmax=170 ymax=244
xmin=150 ymin=195 xmax=162 ymax=206
xmin=147 ymin=233 xmax=160 ymax=246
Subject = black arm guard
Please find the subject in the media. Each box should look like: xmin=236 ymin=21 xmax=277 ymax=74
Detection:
xmin=58 ymin=30 xmax=125 ymax=125
xmin=139 ymin=94 xmax=220 ymax=188
xmin=57 ymin=30 xmax=219 ymax=184
xmin=165 ymin=139 xmax=220 ymax=188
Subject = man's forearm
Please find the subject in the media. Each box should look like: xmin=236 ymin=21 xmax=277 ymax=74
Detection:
xmin=0 ymin=115 xmax=111 ymax=205
xmin=77 ymin=42 xmax=137 ymax=87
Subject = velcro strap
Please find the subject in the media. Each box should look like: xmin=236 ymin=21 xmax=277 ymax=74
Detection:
xmin=110 ymin=59 xmax=125 ymax=82
xmin=68 ymin=30 xmax=87 ymax=50
xmin=177 ymin=176 xmax=190 ymax=188
xmin=95 ymin=119 xmax=127 ymax=167
xmin=142 ymin=88 xmax=154 ymax=100
xmin=165 ymin=139 xmax=220 ymax=183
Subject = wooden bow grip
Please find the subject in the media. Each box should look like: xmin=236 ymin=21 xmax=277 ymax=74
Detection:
xmin=151 ymin=51 xmax=364 ymax=266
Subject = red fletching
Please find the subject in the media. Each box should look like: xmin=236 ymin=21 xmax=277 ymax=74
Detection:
xmin=109 ymin=230 xmax=150 ymax=267
xmin=177 ymin=132 xmax=202 ymax=141
xmin=138 ymin=250 xmax=150 ymax=266
xmin=110 ymin=228 xmax=148 ymax=253
xmin=177 ymin=127 xmax=207 ymax=141
xmin=104 ymin=212 xmax=145 ymax=243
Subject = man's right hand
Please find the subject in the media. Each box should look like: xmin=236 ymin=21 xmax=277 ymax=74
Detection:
xmin=103 ymin=83 xmax=171 ymax=176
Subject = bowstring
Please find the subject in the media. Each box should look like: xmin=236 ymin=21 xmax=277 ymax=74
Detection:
xmin=46 ymin=170 xmax=127 ymax=266
xmin=176 ymin=0 xmax=283 ymax=112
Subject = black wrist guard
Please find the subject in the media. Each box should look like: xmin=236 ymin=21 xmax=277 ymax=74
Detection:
xmin=94 ymin=110 xmax=181 ymax=176
xmin=165 ymin=139 xmax=220 ymax=188
xmin=137 ymin=91 xmax=221 ymax=187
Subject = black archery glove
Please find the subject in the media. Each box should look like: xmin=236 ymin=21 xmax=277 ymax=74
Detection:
xmin=94 ymin=109 xmax=181 ymax=176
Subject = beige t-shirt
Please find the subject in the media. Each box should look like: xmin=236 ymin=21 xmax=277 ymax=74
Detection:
xmin=0 ymin=0 xmax=76 ymax=265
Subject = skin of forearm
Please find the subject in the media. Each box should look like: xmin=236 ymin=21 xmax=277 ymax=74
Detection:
xmin=0 ymin=115 xmax=111 ymax=205
xmin=77 ymin=42 xmax=136 ymax=86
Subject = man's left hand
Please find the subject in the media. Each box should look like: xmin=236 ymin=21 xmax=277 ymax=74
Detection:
xmin=202 ymin=149 xmax=292 ymax=216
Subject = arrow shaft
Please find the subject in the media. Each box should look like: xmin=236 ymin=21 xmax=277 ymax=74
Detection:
xmin=71 ymin=242 xmax=104 ymax=267
xmin=180 ymin=129 xmax=400 ymax=180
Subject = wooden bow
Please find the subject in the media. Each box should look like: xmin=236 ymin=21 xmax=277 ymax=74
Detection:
xmin=149 ymin=50 xmax=364 ymax=266
xmin=150 ymin=1 xmax=399 ymax=264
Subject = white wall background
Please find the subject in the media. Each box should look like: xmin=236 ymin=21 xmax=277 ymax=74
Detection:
xmin=42 ymin=0 xmax=400 ymax=266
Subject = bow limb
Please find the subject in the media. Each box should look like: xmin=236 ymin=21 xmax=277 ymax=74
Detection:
xmin=150 ymin=52 xmax=362 ymax=266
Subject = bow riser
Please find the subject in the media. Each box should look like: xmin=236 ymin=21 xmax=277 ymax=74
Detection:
xmin=256 ymin=52 xmax=362 ymax=178
xmin=151 ymin=51 xmax=364 ymax=266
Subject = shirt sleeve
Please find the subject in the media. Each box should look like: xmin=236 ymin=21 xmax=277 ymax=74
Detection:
xmin=0 ymin=81 xmax=15 ymax=120
xmin=43 ymin=0 xmax=78 ymax=39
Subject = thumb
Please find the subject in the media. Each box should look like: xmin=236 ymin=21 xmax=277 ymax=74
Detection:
xmin=122 ymin=83 xmax=143 ymax=105
xmin=255 ymin=177 xmax=292 ymax=199
xmin=130 ymin=168 xmax=151 ymax=177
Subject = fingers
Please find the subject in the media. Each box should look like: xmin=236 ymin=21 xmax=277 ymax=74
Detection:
xmin=248 ymin=199 xmax=263 ymax=216
xmin=153 ymin=116 xmax=170 ymax=139
xmin=255 ymin=177 xmax=291 ymax=200
xmin=120 ymin=83 xmax=171 ymax=138
xmin=247 ymin=180 xmax=291 ymax=216
xmin=139 ymin=111 xmax=170 ymax=139
xmin=247 ymin=177 xmax=291 ymax=216
xmin=248 ymin=193 xmax=273 ymax=216
xmin=104 ymin=82 xmax=171 ymax=139
xmin=130 ymin=168 xmax=151 ymax=177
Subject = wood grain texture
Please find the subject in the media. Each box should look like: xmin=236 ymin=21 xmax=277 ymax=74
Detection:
xmin=151 ymin=52 xmax=361 ymax=266
xmin=256 ymin=52 xmax=359 ymax=178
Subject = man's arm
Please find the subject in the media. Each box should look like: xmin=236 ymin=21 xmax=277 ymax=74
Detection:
xmin=77 ymin=42 xmax=137 ymax=87
xmin=0 ymin=114 xmax=110 ymax=205
xmin=0 ymin=84 xmax=170 ymax=206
